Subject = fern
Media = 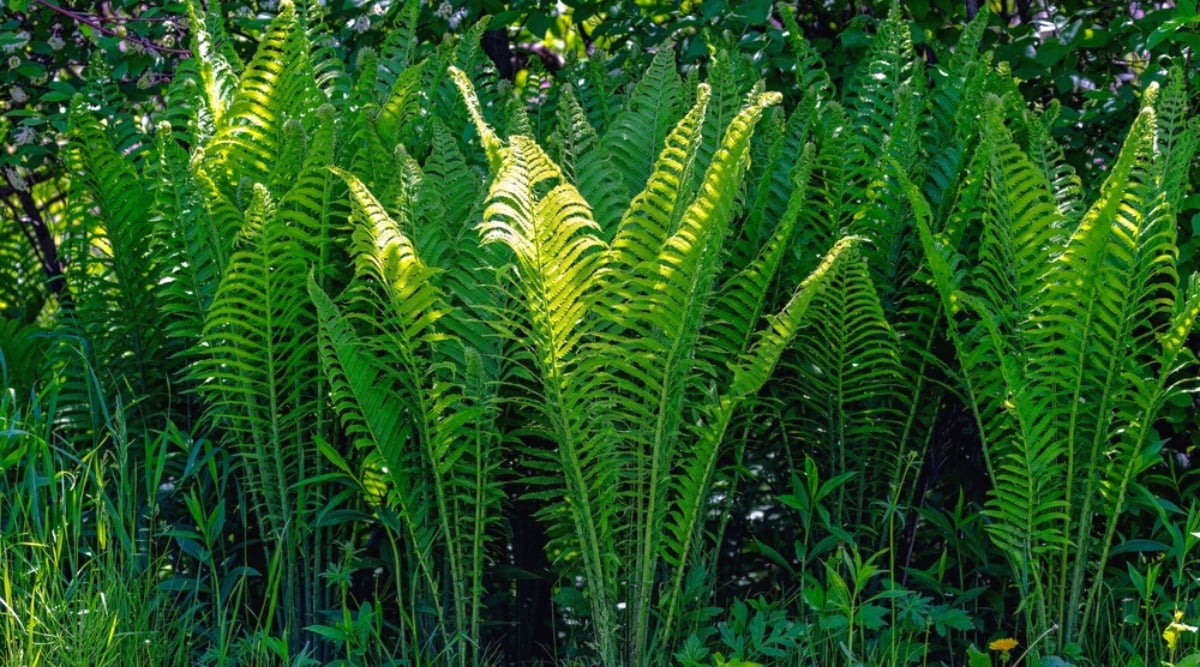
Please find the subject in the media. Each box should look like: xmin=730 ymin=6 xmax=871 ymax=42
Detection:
xmin=843 ymin=2 xmax=920 ymax=177
xmin=913 ymin=81 xmax=1200 ymax=652
xmin=784 ymin=250 xmax=907 ymax=528
xmin=480 ymin=132 xmax=625 ymax=664
xmin=373 ymin=0 xmax=422 ymax=93
xmin=58 ymin=100 xmax=167 ymax=431
xmin=779 ymin=5 xmax=834 ymax=104
xmin=376 ymin=61 xmax=426 ymax=149
xmin=186 ymin=0 xmax=242 ymax=129
xmin=600 ymin=48 xmax=686 ymax=197
xmin=309 ymin=168 xmax=504 ymax=665
xmin=447 ymin=57 xmax=867 ymax=664
xmin=146 ymin=122 xmax=219 ymax=350
xmin=201 ymin=0 xmax=321 ymax=203
xmin=551 ymin=84 xmax=628 ymax=238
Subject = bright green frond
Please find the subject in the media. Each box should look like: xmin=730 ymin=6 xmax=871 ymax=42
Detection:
xmin=377 ymin=61 xmax=426 ymax=148
xmin=186 ymin=0 xmax=240 ymax=127
xmin=203 ymin=0 xmax=323 ymax=197
xmin=708 ymin=141 xmax=815 ymax=363
xmin=482 ymin=136 xmax=604 ymax=366
xmin=449 ymin=65 xmax=504 ymax=169
xmin=652 ymin=91 xmax=781 ymax=345
xmin=607 ymin=84 xmax=710 ymax=278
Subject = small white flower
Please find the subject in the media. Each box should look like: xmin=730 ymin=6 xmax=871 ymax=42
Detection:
xmin=136 ymin=70 xmax=154 ymax=90
xmin=13 ymin=126 xmax=36 ymax=145
xmin=370 ymin=3 xmax=387 ymax=15
xmin=11 ymin=85 xmax=28 ymax=103
xmin=7 ymin=55 xmax=19 ymax=69
xmin=434 ymin=1 xmax=453 ymax=20
xmin=47 ymin=34 xmax=65 ymax=51
xmin=448 ymin=7 xmax=467 ymax=29
xmin=351 ymin=15 xmax=371 ymax=33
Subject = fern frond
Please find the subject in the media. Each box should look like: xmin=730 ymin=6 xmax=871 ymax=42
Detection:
xmin=185 ymin=0 xmax=241 ymax=126
xmin=792 ymin=102 xmax=854 ymax=271
xmin=1151 ymin=68 xmax=1198 ymax=212
xmin=707 ymin=141 xmax=815 ymax=364
xmin=306 ymin=277 xmax=441 ymax=608
xmin=479 ymin=130 xmax=623 ymax=664
xmin=203 ymin=0 xmax=323 ymax=198
xmin=606 ymin=84 xmax=710 ymax=278
xmin=552 ymin=84 xmax=628 ymax=237
xmin=325 ymin=172 xmax=506 ymax=667
xmin=147 ymin=122 xmax=221 ymax=346
xmin=377 ymin=61 xmax=426 ymax=149
xmin=600 ymin=48 xmax=685 ymax=195
xmin=482 ymin=136 xmax=605 ymax=373
xmin=346 ymin=107 xmax=403 ymax=210
xmin=916 ymin=76 xmax=1200 ymax=650
xmin=658 ymin=235 xmax=861 ymax=653
xmin=63 ymin=101 xmax=165 ymax=401
xmin=783 ymin=241 xmax=907 ymax=523
xmin=688 ymin=49 xmax=745 ymax=195
xmin=639 ymin=88 xmax=782 ymax=647
xmin=374 ymin=0 xmax=422 ymax=92
xmin=744 ymin=105 xmax=816 ymax=260
xmin=844 ymin=3 xmax=918 ymax=170
xmin=416 ymin=120 xmax=497 ymax=370
xmin=778 ymin=6 xmax=833 ymax=103
xmin=449 ymin=65 xmax=505 ymax=169
xmin=191 ymin=169 xmax=341 ymax=649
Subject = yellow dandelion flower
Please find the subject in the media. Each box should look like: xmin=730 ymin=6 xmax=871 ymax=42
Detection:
xmin=989 ymin=637 xmax=1019 ymax=653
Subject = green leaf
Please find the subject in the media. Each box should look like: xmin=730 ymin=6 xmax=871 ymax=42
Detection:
xmin=966 ymin=645 xmax=993 ymax=667
xmin=1174 ymin=655 xmax=1200 ymax=667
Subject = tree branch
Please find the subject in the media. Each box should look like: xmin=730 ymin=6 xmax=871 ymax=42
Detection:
xmin=32 ymin=0 xmax=192 ymax=56
xmin=2 ymin=169 xmax=70 ymax=302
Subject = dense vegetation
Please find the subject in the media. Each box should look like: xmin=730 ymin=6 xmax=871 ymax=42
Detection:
xmin=2 ymin=1 xmax=1200 ymax=666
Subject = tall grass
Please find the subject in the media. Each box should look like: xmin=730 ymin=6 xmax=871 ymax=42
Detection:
xmin=0 ymin=376 xmax=189 ymax=666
